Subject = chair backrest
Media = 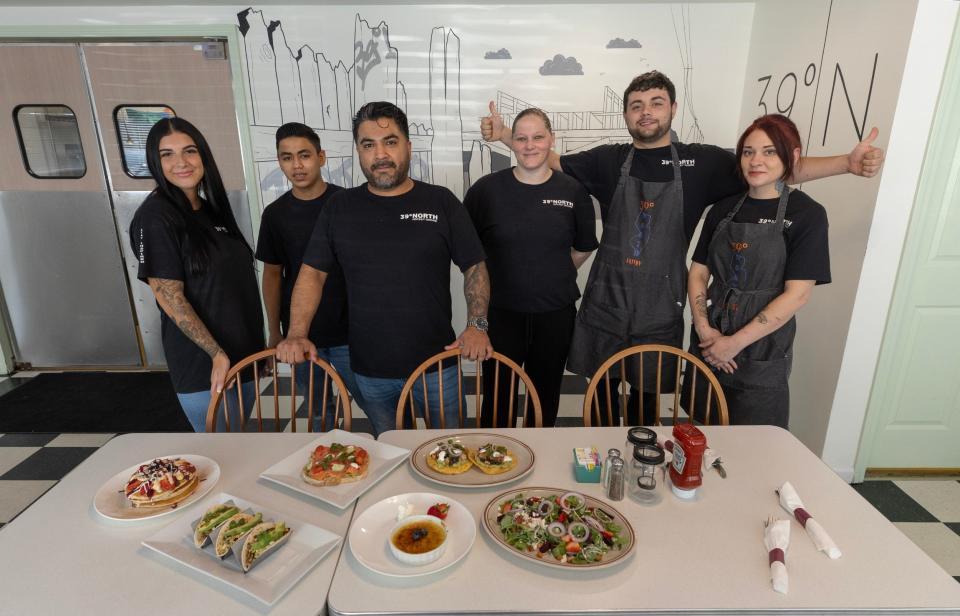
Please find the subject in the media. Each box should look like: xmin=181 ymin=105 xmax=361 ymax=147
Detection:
xmin=582 ymin=344 xmax=729 ymax=426
xmin=394 ymin=349 xmax=543 ymax=429
xmin=205 ymin=349 xmax=352 ymax=432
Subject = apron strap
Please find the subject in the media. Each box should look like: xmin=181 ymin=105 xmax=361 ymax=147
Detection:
xmin=774 ymin=185 xmax=790 ymax=229
xmin=615 ymin=147 xmax=635 ymax=196
xmin=668 ymin=142 xmax=684 ymax=207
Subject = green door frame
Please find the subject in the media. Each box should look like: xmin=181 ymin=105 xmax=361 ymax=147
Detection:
xmin=0 ymin=24 xmax=261 ymax=376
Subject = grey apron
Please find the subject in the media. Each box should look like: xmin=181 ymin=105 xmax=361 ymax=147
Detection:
xmin=689 ymin=188 xmax=794 ymax=427
xmin=568 ymin=144 xmax=687 ymax=391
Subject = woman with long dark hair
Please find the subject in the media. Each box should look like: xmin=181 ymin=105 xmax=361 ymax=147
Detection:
xmin=685 ymin=114 xmax=831 ymax=428
xmin=130 ymin=117 xmax=264 ymax=431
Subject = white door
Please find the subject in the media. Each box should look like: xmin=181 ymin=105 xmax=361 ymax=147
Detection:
xmin=80 ymin=41 xmax=252 ymax=367
xmin=0 ymin=44 xmax=141 ymax=367
xmin=859 ymin=28 xmax=960 ymax=470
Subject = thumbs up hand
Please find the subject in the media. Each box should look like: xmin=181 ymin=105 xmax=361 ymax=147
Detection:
xmin=848 ymin=126 xmax=883 ymax=177
xmin=480 ymin=100 xmax=507 ymax=143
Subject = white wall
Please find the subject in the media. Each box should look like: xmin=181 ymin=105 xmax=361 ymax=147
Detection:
xmin=3 ymin=2 xmax=754 ymax=334
xmin=823 ymin=0 xmax=959 ymax=481
xmin=739 ymin=0 xmax=918 ymax=456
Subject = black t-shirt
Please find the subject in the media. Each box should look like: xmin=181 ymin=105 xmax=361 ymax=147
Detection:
xmin=560 ymin=142 xmax=744 ymax=241
xmin=255 ymin=185 xmax=348 ymax=348
xmin=692 ymin=190 xmax=831 ymax=284
xmin=130 ymin=194 xmax=265 ymax=393
xmin=302 ymin=181 xmax=487 ymax=378
xmin=464 ymin=168 xmax=598 ymax=313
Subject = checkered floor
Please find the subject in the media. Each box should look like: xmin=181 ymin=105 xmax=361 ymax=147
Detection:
xmin=0 ymin=374 xmax=958 ymax=584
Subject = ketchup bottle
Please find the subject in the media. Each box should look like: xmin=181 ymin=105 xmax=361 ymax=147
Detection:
xmin=668 ymin=423 xmax=706 ymax=499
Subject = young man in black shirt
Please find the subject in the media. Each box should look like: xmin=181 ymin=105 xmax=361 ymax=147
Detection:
xmin=256 ymin=122 xmax=363 ymax=423
xmin=277 ymin=102 xmax=492 ymax=436
xmin=481 ymin=70 xmax=883 ymax=425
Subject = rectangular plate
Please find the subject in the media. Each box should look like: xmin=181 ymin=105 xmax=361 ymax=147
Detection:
xmin=259 ymin=429 xmax=410 ymax=509
xmin=141 ymin=492 xmax=341 ymax=606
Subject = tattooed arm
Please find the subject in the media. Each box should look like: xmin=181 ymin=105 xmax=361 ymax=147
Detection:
xmin=148 ymin=277 xmax=231 ymax=394
xmin=700 ymin=280 xmax=816 ymax=369
xmin=687 ymin=263 xmax=716 ymax=339
xmin=688 ymin=263 xmax=735 ymax=373
xmin=445 ymin=261 xmax=493 ymax=361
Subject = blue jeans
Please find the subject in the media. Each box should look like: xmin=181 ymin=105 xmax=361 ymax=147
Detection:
xmin=294 ymin=345 xmax=364 ymax=431
xmin=177 ymin=380 xmax=257 ymax=432
xmin=355 ymin=365 xmax=464 ymax=437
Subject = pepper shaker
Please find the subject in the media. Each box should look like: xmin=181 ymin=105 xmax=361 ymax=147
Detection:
xmin=601 ymin=448 xmax=622 ymax=491
xmin=605 ymin=457 xmax=625 ymax=501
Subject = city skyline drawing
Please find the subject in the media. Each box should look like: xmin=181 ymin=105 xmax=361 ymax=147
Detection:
xmin=236 ymin=7 xmax=689 ymax=210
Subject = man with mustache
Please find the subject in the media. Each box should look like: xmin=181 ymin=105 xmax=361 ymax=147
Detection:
xmin=482 ymin=70 xmax=883 ymax=425
xmin=278 ymin=101 xmax=491 ymax=435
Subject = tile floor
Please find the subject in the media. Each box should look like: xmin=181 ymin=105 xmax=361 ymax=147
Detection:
xmin=1 ymin=373 xmax=959 ymax=585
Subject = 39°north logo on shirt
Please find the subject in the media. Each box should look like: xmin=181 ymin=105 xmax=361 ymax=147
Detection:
xmin=662 ymin=159 xmax=696 ymax=167
xmin=759 ymin=218 xmax=793 ymax=228
xmin=541 ymin=199 xmax=574 ymax=209
xmin=400 ymin=212 xmax=439 ymax=223
xmin=213 ymin=225 xmax=229 ymax=233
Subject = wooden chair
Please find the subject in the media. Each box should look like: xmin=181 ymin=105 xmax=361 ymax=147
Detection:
xmin=583 ymin=344 xmax=729 ymax=427
xmin=205 ymin=349 xmax=352 ymax=432
xmin=394 ymin=349 xmax=543 ymax=429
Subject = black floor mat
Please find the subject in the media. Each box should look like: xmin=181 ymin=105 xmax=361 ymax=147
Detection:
xmin=0 ymin=372 xmax=192 ymax=433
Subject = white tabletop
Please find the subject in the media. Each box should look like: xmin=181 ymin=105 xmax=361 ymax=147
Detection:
xmin=0 ymin=432 xmax=361 ymax=616
xmin=328 ymin=426 xmax=960 ymax=615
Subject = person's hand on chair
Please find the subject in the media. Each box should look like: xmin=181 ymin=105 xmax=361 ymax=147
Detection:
xmin=447 ymin=328 xmax=493 ymax=361
xmin=276 ymin=336 xmax=318 ymax=365
xmin=210 ymin=350 xmax=233 ymax=395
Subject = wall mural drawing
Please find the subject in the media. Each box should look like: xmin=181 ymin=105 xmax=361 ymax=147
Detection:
xmin=236 ymin=4 xmax=740 ymax=213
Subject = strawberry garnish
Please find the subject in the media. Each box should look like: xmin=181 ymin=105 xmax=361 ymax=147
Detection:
xmin=427 ymin=503 xmax=449 ymax=520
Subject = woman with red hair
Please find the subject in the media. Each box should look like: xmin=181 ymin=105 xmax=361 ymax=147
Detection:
xmin=685 ymin=114 xmax=831 ymax=428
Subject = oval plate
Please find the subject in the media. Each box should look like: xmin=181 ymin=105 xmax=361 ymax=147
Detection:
xmin=93 ymin=454 xmax=220 ymax=522
xmin=348 ymin=492 xmax=476 ymax=577
xmin=410 ymin=433 xmax=535 ymax=488
xmin=482 ymin=487 xmax=635 ymax=570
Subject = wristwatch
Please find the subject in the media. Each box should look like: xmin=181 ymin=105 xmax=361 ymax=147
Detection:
xmin=467 ymin=316 xmax=489 ymax=333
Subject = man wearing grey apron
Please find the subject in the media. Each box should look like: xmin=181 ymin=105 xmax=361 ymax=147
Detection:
xmin=481 ymin=71 xmax=883 ymax=425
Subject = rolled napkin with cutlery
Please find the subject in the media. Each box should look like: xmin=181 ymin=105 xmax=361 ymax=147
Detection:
xmin=763 ymin=516 xmax=790 ymax=594
xmin=777 ymin=481 xmax=842 ymax=559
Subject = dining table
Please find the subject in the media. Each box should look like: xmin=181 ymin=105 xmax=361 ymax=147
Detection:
xmin=327 ymin=425 xmax=960 ymax=615
xmin=0 ymin=431 xmax=365 ymax=616
xmin=1 ymin=426 xmax=959 ymax=615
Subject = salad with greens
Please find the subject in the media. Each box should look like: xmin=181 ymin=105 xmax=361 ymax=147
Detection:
xmin=494 ymin=491 xmax=628 ymax=564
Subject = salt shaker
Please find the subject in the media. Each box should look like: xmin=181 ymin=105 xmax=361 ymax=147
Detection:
xmin=605 ymin=457 xmax=625 ymax=501
xmin=601 ymin=448 xmax=622 ymax=491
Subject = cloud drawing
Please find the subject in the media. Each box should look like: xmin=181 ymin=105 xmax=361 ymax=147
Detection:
xmin=607 ymin=38 xmax=642 ymax=49
xmin=539 ymin=54 xmax=583 ymax=76
xmin=484 ymin=48 xmax=512 ymax=60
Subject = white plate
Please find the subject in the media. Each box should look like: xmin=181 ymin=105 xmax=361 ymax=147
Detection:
xmin=348 ymin=492 xmax=476 ymax=577
xmin=141 ymin=492 xmax=342 ymax=607
xmin=260 ymin=429 xmax=409 ymax=509
xmin=93 ymin=454 xmax=220 ymax=522
xmin=410 ymin=433 xmax=535 ymax=488
xmin=482 ymin=487 xmax=636 ymax=570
